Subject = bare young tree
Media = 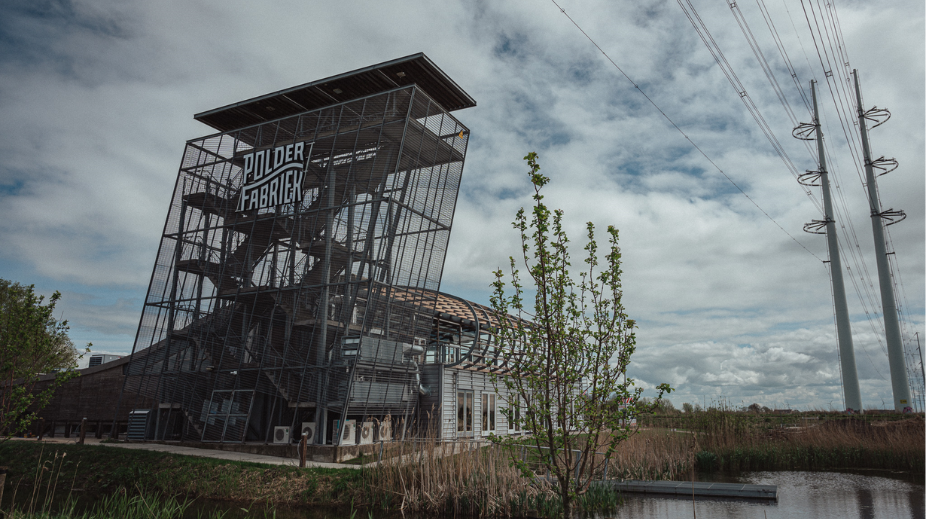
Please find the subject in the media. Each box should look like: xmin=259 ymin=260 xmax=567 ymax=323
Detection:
xmin=490 ymin=153 xmax=671 ymax=518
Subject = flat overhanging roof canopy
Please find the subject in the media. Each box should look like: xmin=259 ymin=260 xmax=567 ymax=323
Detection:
xmin=194 ymin=53 xmax=476 ymax=133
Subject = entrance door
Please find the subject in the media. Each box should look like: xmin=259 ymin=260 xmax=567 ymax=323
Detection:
xmin=457 ymin=391 xmax=473 ymax=437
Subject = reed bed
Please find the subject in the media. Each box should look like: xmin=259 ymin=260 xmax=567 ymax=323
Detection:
xmin=366 ymin=437 xmax=556 ymax=517
xmin=365 ymin=414 xmax=923 ymax=516
xmin=696 ymin=414 xmax=925 ymax=472
xmin=3 ymin=449 xmax=234 ymax=519
xmin=4 ymin=492 xmax=226 ymax=519
xmin=633 ymin=409 xmax=925 ymax=475
xmin=599 ymin=429 xmax=695 ymax=481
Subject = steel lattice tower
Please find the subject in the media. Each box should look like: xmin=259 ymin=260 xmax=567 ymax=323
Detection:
xmin=117 ymin=54 xmax=475 ymax=444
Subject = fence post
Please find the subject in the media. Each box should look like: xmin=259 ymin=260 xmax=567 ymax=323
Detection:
xmin=379 ymin=441 xmax=385 ymax=464
xmin=0 ymin=466 xmax=7 ymax=511
xmin=299 ymin=433 xmax=307 ymax=468
xmin=78 ymin=417 xmax=87 ymax=445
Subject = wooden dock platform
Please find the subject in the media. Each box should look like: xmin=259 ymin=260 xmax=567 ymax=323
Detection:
xmin=597 ymin=480 xmax=778 ymax=500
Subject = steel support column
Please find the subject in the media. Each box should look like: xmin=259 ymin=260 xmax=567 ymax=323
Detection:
xmin=811 ymin=81 xmax=863 ymax=413
xmin=852 ymin=70 xmax=912 ymax=413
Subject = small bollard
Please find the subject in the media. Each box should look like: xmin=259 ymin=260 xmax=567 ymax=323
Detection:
xmin=78 ymin=417 xmax=87 ymax=445
xmin=299 ymin=433 xmax=307 ymax=468
xmin=0 ymin=466 xmax=7 ymax=511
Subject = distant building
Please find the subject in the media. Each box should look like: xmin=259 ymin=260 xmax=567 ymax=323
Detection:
xmin=88 ymin=354 xmax=122 ymax=368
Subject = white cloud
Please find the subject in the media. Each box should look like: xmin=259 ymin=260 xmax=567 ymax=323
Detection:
xmin=0 ymin=0 xmax=922 ymax=409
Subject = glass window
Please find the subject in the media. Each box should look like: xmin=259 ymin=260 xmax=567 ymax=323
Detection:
xmin=457 ymin=392 xmax=465 ymax=432
xmin=458 ymin=391 xmax=473 ymax=434
xmin=482 ymin=393 xmax=496 ymax=434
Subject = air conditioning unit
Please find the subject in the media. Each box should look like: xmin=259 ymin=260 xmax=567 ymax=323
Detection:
xmin=273 ymin=426 xmax=290 ymax=444
xmin=377 ymin=420 xmax=392 ymax=442
xmin=340 ymin=419 xmax=357 ymax=446
xmin=359 ymin=421 xmax=375 ymax=445
xmin=301 ymin=422 xmax=316 ymax=444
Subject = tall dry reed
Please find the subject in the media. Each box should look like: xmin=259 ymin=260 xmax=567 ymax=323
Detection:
xmin=698 ymin=414 xmax=925 ymax=471
xmin=366 ymin=437 xmax=555 ymax=517
xmin=600 ymin=429 xmax=695 ymax=481
xmin=3 ymin=448 xmax=234 ymax=519
xmin=635 ymin=410 xmax=924 ymax=474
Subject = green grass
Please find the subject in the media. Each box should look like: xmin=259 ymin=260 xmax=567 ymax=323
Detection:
xmin=0 ymin=442 xmax=365 ymax=508
xmin=5 ymin=491 xmax=227 ymax=519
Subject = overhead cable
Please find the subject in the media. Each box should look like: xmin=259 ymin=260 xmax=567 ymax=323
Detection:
xmin=547 ymin=0 xmax=823 ymax=263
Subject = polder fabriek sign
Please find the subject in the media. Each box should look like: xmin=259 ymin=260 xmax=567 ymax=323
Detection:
xmin=237 ymin=141 xmax=313 ymax=212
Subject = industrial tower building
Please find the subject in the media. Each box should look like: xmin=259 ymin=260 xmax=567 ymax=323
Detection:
xmin=118 ymin=54 xmax=519 ymax=448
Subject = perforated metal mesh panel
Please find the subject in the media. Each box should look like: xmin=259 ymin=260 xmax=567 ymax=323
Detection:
xmin=120 ymin=86 xmax=470 ymax=443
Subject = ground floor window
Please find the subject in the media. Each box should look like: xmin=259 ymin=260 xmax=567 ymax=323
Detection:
xmin=482 ymin=393 xmax=496 ymax=434
xmin=457 ymin=391 xmax=473 ymax=434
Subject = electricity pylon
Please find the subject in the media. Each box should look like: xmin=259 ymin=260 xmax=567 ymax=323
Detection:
xmin=852 ymin=70 xmax=913 ymax=413
xmin=793 ymin=80 xmax=863 ymax=413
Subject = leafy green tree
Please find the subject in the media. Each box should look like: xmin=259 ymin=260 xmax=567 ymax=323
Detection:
xmin=490 ymin=153 xmax=671 ymax=518
xmin=655 ymin=398 xmax=677 ymax=414
xmin=0 ymin=279 xmax=85 ymax=439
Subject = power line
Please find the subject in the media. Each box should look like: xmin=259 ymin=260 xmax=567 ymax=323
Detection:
xmin=802 ymin=0 xmax=865 ymax=187
xmin=688 ymin=0 xmax=889 ymax=375
xmin=720 ymin=0 xmax=821 ymax=208
xmin=547 ymin=0 xmax=823 ymax=263
xmin=756 ymin=0 xmax=812 ymax=114
xmin=741 ymin=0 xmax=894 ymax=381
xmin=798 ymin=0 xmax=893 ymax=347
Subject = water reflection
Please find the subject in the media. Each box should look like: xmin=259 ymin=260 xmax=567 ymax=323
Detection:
xmin=599 ymin=470 xmax=924 ymax=519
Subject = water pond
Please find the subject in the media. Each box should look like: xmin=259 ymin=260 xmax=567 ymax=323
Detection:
xmin=184 ymin=468 xmax=923 ymax=518
xmin=602 ymin=469 xmax=924 ymax=519
xmin=7 ymin=468 xmax=922 ymax=518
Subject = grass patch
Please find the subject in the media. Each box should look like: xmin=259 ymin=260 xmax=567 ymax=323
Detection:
xmin=0 ymin=442 xmax=364 ymax=508
xmin=5 ymin=491 xmax=230 ymax=519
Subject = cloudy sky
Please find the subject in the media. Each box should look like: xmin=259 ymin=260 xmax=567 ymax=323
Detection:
xmin=1 ymin=0 xmax=922 ymax=410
